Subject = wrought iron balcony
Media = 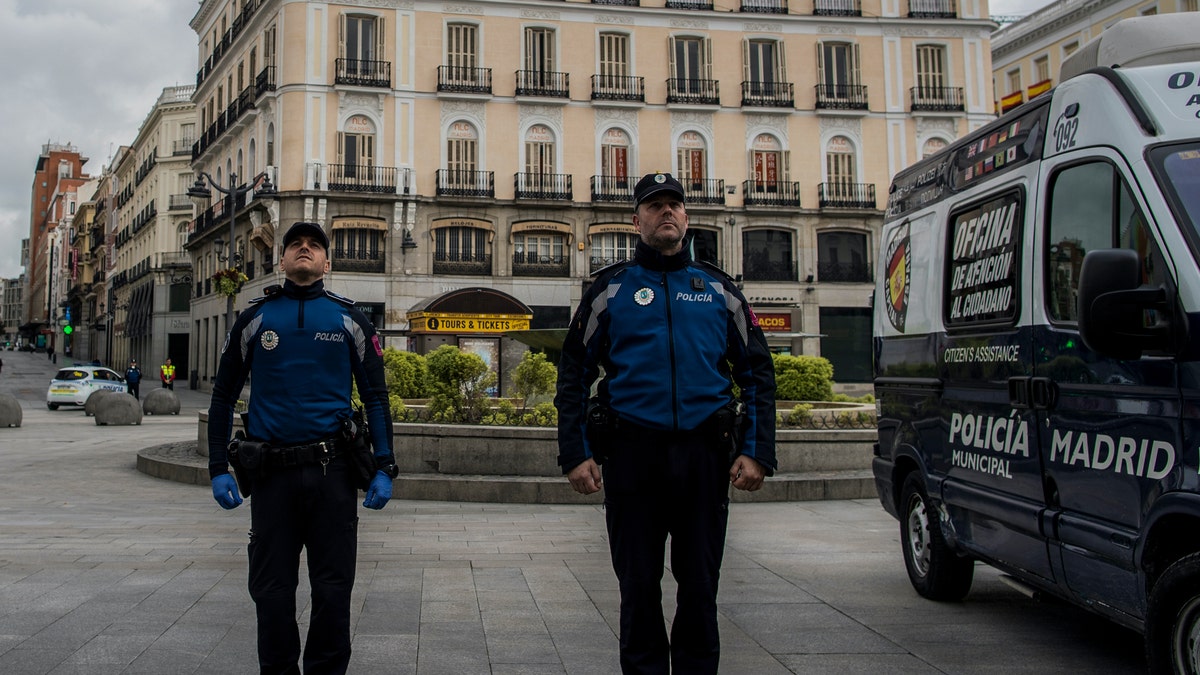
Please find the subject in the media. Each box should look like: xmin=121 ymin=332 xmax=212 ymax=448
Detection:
xmin=741 ymin=81 xmax=794 ymax=108
xmin=256 ymin=65 xmax=277 ymax=97
xmin=591 ymin=175 xmax=635 ymax=204
xmin=681 ymin=178 xmax=726 ymax=205
xmin=320 ymin=164 xmax=408 ymax=194
xmin=516 ymin=70 xmax=569 ymax=98
xmin=169 ymin=194 xmax=192 ymax=211
xmin=438 ymin=66 xmax=492 ymax=94
xmin=512 ymin=252 xmax=570 ymax=277
xmin=910 ymin=86 xmax=965 ymax=112
xmin=335 ymin=58 xmax=391 ymax=88
xmin=666 ymin=0 xmax=713 ymax=7
xmin=743 ymin=259 xmax=796 ymax=282
xmin=591 ymin=75 xmax=644 ymax=102
xmin=593 ymin=0 xmax=638 ymax=5
xmin=741 ymin=0 xmax=787 ymax=11
xmin=818 ymin=182 xmax=877 ymax=209
xmin=590 ymin=256 xmax=631 ymax=274
xmin=815 ymin=84 xmax=869 ymax=110
xmin=433 ymin=252 xmax=492 ymax=276
xmin=667 ymin=78 xmax=720 ymax=105
xmin=515 ymin=173 xmax=572 ymax=201
xmin=742 ymin=180 xmax=801 ymax=207
xmin=332 ymin=249 xmax=386 ymax=274
xmin=173 ymin=139 xmax=194 ymax=156
xmin=817 ymin=260 xmax=871 ymax=283
xmin=814 ymin=0 xmax=861 ymax=15
xmin=436 ymin=169 xmax=495 ymax=198
xmin=908 ymin=0 xmax=956 ymax=17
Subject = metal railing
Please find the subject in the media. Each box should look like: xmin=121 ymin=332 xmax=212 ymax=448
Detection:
xmin=335 ymin=58 xmax=391 ymax=88
xmin=667 ymin=78 xmax=720 ymax=105
xmin=256 ymin=66 xmax=277 ymax=97
xmin=910 ymin=86 xmax=965 ymax=111
xmin=591 ymin=175 xmax=635 ymax=204
xmin=681 ymin=178 xmax=726 ymax=205
xmin=743 ymin=259 xmax=796 ymax=282
xmin=591 ymin=74 xmax=644 ymax=102
xmin=666 ymin=0 xmax=713 ymax=7
xmin=514 ymin=173 xmax=573 ymax=201
xmin=323 ymin=164 xmax=402 ymax=194
xmin=436 ymin=170 xmax=495 ymax=198
xmin=908 ymin=0 xmax=956 ymax=17
xmin=742 ymin=180 xmax=801 ymax=207
xmin=813 ymin=0 xmax=861 ymax=15
xmin=818 ymin=182 xmax=877 ymax=209
xmin=512 ymin=253 xmax=570 ymax=277
xmin=433 ymin=252 xmax=492 ymax=276
xmin=437 ymin=65 xmax=492 ymax=94
xmin=817 ymin=260 xmax=871 ymax=282
xmin=741 ymin=0 xmax=787 ymax=12
xmin=332 ymin=250 xmax=386 ymax=274
xmin=815 ymin=84 xmax=869 ymax=110
xmin=515 ymin=70 xmax=569 ymax=98
xmin=741 ymin=81 xmax=794 ymax=108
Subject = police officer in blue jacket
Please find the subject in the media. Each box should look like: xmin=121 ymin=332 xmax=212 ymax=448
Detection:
xmin=208 ymin=221 xmax=398 ymax=674
xmin=556 ymin=172 xmax=777 ymax=674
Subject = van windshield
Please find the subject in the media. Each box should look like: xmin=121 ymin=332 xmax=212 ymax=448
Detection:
xmin=1149 ymin=142 xmax=1200 ymax=237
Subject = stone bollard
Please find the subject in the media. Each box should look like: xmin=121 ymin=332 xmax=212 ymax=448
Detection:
xmin=95 ymin=392 xmax=143 ymax=426
xmin=85 ymin=389 xmax=119 ymax=417
xmin=0 ymin=393 xmax=21 ymax=428
xmin=143 ymin=388 xmax=181 ymax=416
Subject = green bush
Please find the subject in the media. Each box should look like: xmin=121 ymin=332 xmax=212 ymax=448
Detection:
xmin=481 ymin=399 xmax=519 ymax=426
xmin=522 ymin=402 xmax=559 ymax=427
xmin=426 ymin=345 xmax=497 ymax=423
xmin=773 ymin=354 xmax=835 ymax=401
xmin=784 ymin=403 xmax=813 ymax=426
xmin=383 ymin=348 xmax=429 ymax=398
xmin=389 ymin=394 xmax=419 ymax=422
xmin=833 ymin=392 xmax=875 ymax=404
xmin=511 ymin=351 xmax=557 ymax=411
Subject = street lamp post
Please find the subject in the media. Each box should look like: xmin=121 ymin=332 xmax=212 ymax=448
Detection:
xmin=187 ymin=172 xmax=276 ymax=340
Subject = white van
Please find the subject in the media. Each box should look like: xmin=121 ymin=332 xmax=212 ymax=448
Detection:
xmin=872 ymin=13 xmax=1200 ymax=671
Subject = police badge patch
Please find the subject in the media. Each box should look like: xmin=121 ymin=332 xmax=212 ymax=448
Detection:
xmin=634 ymin=288 xmax=655 ymax=306
xmin=260 ymin=330 xmax=280 ymax=351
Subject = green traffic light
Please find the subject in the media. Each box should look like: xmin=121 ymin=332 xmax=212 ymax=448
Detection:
xmin=63 ymin=325 xmax=73 ymax=335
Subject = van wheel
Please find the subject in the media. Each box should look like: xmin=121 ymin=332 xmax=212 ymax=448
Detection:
xmin=900 ymin=472 xmax=973 ymax=601
xmin=47 ymin=403 xmax=58 ymax=410
xmin=1146 ymin=552 xmax=1200 ymax=673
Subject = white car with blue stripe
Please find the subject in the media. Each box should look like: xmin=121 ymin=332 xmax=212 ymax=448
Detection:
xmin=46 ymin=366 xmax=128 ymax=410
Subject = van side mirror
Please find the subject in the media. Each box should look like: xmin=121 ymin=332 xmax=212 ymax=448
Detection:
xmin=1076 ymin=248 xmax=1174 ymax=360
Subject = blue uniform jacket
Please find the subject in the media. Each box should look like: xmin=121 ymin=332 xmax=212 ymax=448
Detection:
xmin=207 ymin=279 xmax=394 ymax=479
xmin=555 ymin=240 xmax=777 ymax=474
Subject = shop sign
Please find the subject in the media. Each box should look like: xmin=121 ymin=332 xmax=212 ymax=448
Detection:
xmin=756 ymin=313 xmax=791 ymax=332
xmin=409 ymin=313 xmax=531 ymax=333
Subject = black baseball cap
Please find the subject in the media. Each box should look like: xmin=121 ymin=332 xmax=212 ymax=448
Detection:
xmin=633 ymin=172 xmax=686 ymax=207
xmin=282 ymin=221 xmax=329 ymax=250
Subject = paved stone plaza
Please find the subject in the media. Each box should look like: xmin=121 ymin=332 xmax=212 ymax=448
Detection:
xmin=0 ymin=350 xmax=1145 ymax=673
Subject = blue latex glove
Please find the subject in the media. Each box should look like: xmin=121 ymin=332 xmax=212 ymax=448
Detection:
xmin=212 ymin=474 xmax=243 ymax=510
xmin=363 ymin=470 xmax=393 ymax=510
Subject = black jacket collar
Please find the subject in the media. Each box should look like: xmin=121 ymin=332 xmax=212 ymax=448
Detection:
xmin=282 ymin=278 xmax=325 ymax=300
xmin=634 ymin=239 xmax=690 ymax=272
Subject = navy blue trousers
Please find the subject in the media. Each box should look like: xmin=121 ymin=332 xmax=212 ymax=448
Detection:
xmin=248 ymin=458 xmax=358 ymax=675
xmin=603 ymin=424 xmax=731 ymax=675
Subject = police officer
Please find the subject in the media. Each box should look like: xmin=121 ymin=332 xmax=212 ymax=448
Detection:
xmin=208 ymin=221 xmax=398 ymax=674
xmin=556 ymin=172 xmax=777 ymax=674
xmin=125 ymin=359 xmax=142 ymax=400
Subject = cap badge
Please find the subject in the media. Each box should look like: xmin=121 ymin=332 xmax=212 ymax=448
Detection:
xmin=654 ymin=174 xmax=666 ymax=184
xmin=260 ymin=330 xmax=280 ymax=351
xmin=634 ymin=287 xmax=655 ymax=306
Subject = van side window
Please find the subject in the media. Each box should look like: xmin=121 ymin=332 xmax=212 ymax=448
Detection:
xmin=944 ymin=192 xmax=1022 ymax=328
xmin=1046 ymin=161 xmax=1167 ymax=323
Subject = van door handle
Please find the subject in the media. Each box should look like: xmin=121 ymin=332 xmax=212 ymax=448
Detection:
xmin=1008 ymin=377 xmax=1032 ymax=408
xmin=1030 ymin=377 xmax=1059 ymax=410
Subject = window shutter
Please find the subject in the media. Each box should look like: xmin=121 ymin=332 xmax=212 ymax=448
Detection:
xmin=776 ymin=40 xmax=787 ymax=81
xmin=668 ymin=36 xmax=678 ymax=78
xmin=337 ymin=132 xmax=346 ymax=166
xmin=376 ymin=17 xmax=386 ymax=61
xmin=742 ymin=39 xmax=751 ymax=82
xmin=851 ymin=43 xmax=861 ymax=86
xmin=816 ymin=42 xmax=826 ymax=85
xmin=703 ymin=37 xmax=713 ymax=80
xmin=338 ymin=13 xmax=346 ymax=59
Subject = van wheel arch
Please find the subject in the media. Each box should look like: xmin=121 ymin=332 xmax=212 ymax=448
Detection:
xmin=1146 ymin=551 xmax=1200 ymax=673
xmin=900 ymin=472 xmax=974 ymax=601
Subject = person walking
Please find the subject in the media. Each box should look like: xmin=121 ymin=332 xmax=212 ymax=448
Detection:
xmin=159 ymin=358 xmax=176 ymax=389
xmin=555 ymin=172 xmax=777 ymax=674
xmin=207 ymin=221 xmax=398 ymax=675
xmin=124 ymin=360 xmax=142 ymax=400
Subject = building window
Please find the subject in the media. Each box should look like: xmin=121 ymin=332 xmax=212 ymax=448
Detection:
xmin=916 ymin=44 xmax=947 ymax=93
xmin=1034 ymin=56 xmax=1050 ymax=83
xmin=742 ymin=229 xmax=795 ymax=281
xmin=601 ymin=128 xmax=631 ymax=183
xmin=445 ymin=22 xmax=481 ymax=86
xmin=590 ymin=232 xmax=637 ymax=272
xmin=434 ymin=227 xmax=491 ymax=275
xmin=332 ymin=228 xmax=384 ymax=273
xmin=513 ymin=232 xmax=569 ymax=277
xmin=1007 ymin=68 xmax=1022 ymax=95
xmin=744 ymin=39 xmax=784 ymax=88
xmin=342 ymin=14 xmax=382 ymax=63
xmin=1063 ymin=41 xmax=1079 ymax=58
xmin=816 ymin=231 xmax=869 ymax=282
xmin=818 ymin=41 xmax=861 ymax=96
xmin=826 ymin=136 xmax=856 ymax=186
xmin=599 ymin=32 xmax=630 ymax=84
xmin=676 ymin=131 xmax=708 ymax=191
xmin=688 ymin=228 xmax=720 ymax=267
xmin=669 ymin=36 xmax=712 ymax=94
xmin=525 ymin=27 xmax=556 ymax=75
xmin=750 ymin=134 xmax=788 ymax=191
xmin=1181 ymin=0 xmax=1197 ymax=11
xmin=447 ymin=121 xmax=479 ymax=187
xmin=524 ymin=125 xmax=556 ymax=176
xmin=334 ymin=116 xmax=377 ymax=189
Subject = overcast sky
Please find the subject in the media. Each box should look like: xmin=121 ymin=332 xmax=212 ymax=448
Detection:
xmin=0 ymin=0 xmax=1051 ymax=279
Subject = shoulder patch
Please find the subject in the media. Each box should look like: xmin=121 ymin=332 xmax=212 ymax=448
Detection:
xmin=324 ymin=289 xmax=356 ymax=306
xmin=249 ymin=284 xmax=284 ymax=304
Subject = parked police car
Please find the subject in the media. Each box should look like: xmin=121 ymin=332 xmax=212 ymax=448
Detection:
xmin=872 ymin=13 xmax=1200 ymax=673
xmin=46 ymin=366 xmax=128 ymax=410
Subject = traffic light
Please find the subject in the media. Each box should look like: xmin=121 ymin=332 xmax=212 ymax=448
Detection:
xmin=63 ymin=325 xmax=73 ymax=335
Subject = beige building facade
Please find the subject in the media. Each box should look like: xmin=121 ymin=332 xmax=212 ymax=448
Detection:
xmin=991 ymin=0 xmax=1197 ymax=114
xmin=188 ymin=0 xmax=995 ymax=388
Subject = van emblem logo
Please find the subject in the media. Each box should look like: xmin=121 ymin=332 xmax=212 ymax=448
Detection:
xmin=884 ymin=222 xmax=911 ymax=332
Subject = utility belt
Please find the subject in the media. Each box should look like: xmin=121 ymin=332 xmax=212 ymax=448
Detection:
xmin=586 ymin=398 xmax=746 ymax=465
xmin=227 ymin=408 xmax=375 ymax=497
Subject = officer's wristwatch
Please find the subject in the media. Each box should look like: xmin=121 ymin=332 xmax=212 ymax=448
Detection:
xmin=379 ymin=463 xmax=400 ymax=479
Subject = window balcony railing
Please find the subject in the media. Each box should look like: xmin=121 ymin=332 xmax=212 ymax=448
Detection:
xmin=590 ymin=255 xmax=631 ymax=274
xmin=169 ymin=194 xmax=192 ymax=211
xmin=742 ymin=180 xmax=801 ymax=207
xmin=591 ymin=74 xmax=645 ymax=102
xmin=910 ymin=86 xmax=965 ymax=112
xmin=433 ymin=252 xmax=492 ymax=276
xmin=592 ymin=0 xmax=639 ymax=5
xmin=741 ymin=0 xmax=787 ymax=11
xmin=318 ymin=164 xmax=409 ymax=194
xmin=512 ymin=253 xmax=570 ymax=277
xmin=438 ymin=65 xmax=492 ymax=94
xmin=818 ymin=182 xmax=877 ymax=209
xmin=743 ymin=259 xmax=796 ymax=282
xmin=515 ymin=173 xmax=573 ymax=201
xmin=681 ymin=178 xmax=726 ymax=205
xmin=741 ymin=81 xmax=794 ymax=108
xmin=515 ymin=70 xmax=569 ymax=98
xmin=173 ymin=139 xmax=194 ymax=156
xmin=436 ymin=169 xmax=495 ymax=198
xmin=908 ymin=0 xmax=956 ymax=17
xmin=815 ymin=84 xmax=869 ymax=110
xmin=334 ymin=58 xmax=391 ymax=88
xmin=256 ymin=65 xmax=277 ymax=98
xmin=667 ymin=0 xmax=713 ymax=6
xmin=667 ymin=78 xmax=720 ymax=105
xmin=814 ymin=0 xmax=861 ymax=15
xmin=817 ymin=260 xmax=871 ymax=283
xmin=332 ymin=249 xmax=386 ymax=274
xmin=591 ymin=175 xmax=635 ymax=204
